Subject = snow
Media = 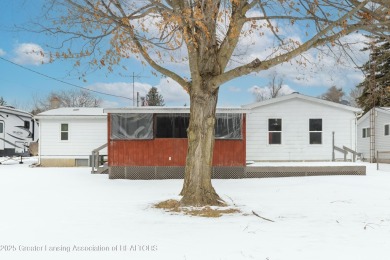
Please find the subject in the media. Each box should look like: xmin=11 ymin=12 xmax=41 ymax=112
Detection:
xmin=0 ymin=158 xmax=390 ymax=260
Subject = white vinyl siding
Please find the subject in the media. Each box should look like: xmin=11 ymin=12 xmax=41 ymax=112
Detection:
xmin=357 ymin=108 xmax=390 ymax=160
xmin=246 ymin=98 xmax=357 ymax=161
xmin=40 ymin=118 xmax=107 ymax=159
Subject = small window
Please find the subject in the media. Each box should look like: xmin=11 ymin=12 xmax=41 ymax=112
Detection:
xmin=309 ymin=119 xmax=322 ymax=144
xmin=0 ymin=122 xmax=3 ymax=134
xmin=61 ymin=123 xmax=69 ymax=141
xmin=268 ymin=119 xmax=282 ymax=144
xmin=385 ymin=125 xmax=389 ymax=136
xmin=24 ymin=121 xmax=30 ymax=129
xmin=362 ymin=128 xmax=371 ymax=138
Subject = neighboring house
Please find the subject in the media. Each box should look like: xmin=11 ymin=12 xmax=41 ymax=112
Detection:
xmin=35 ymin=107 xmax=107 ymax=167
xmin=0 ymin=106 xmax=38 ymax=156
xmin=357 ymin=107 xmax=390 ymax=162
xmin=103 ymin=107 xmax=248 ymax=179
xmin=242 ymin=93 xmax=362 ymax=161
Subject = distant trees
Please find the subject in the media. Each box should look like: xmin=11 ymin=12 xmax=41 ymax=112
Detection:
xmin=0 ymin=96 xmax=6 ymax=106
xmin=253 ymin=74 xmax=291 ymax=102
xmin=357 ymin=36 xmax=390 ymax=113
xmin=320 ymin=86 xmax=345 ymax=103
xmin=144 ymin=87 xmax=165 ymax=106
xmin=31 ymin=89 xmax=102 ymax=114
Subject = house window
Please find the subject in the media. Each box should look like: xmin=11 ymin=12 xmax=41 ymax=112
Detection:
xmin=0 ymin=122 xmax=3 ymax=134
xmin=268 ymin=118 xmax=282 ymax=144
xmin=309 ymin=119 xmax=322 ymax=144
xmin=385 ymin=125 xmax=389 ymax=136
xmin=362 ymin=128 xmax=371 ymax=138
xmin=24 ymin=121 xmax=30 ymax=129
xmin=156 ymin=114 xmax=189 ymax=138
xmin=111 ymin=114 xmax=153 ymax=140
xmin=61 ymin=123 xmax=69 ymax=141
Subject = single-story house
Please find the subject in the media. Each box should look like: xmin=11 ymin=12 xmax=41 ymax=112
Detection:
xmin=103 ymin=107 xmax=248 ymax=179
xmin=243 ymin=93 xmax=362 ymax=162
xmin=357 ymin=107 xmax=390 ymax=162
xmin=35 ymin=107 xmax=107 ymax=167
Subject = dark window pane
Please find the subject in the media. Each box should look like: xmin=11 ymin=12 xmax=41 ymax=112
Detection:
xmin=61 ymin=132 xmax=68 ymax=141
xmin=24 ymin=121 xmax=30 ymax=129
xmin=61 ymin=124 xmax=68 ymax=131
xmin=0 ymin=122 xmax=3 ymax=133
xmin=156 ymin=114 xmax=189 ymax=138
xmin=310 ymin=132 xmax=322 ymax=144
xmin=268 ymin=119 xmax=282 ymax=131
xmin=269 ymin=132 xmax=281 ymax=144
xmin=385 ymin=125 xmax=389 ymax=136
xmin=309 ymin=119 xmax=322 ymax=131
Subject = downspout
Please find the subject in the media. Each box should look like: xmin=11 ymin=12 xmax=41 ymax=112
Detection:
xmin=355 ymin=111 xmax=363 ymax=159
xmin=38 ymin=119 xmax=41 ymax=165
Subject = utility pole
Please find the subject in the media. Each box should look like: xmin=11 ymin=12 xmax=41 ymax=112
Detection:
xmin=129 ymin=72 xmax=148 ymax=107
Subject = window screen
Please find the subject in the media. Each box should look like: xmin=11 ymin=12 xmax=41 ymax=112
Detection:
xmin=215 ymin=113 xmax=242 ymax=139
xmin=111 ymin=114 xmax=153 ymax=139
xmin=155 ymin=114 xmax=189 ymax=138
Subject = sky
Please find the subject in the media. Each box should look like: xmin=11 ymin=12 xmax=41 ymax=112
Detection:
xmin=0 ymin=1 xmax=370 ymax=111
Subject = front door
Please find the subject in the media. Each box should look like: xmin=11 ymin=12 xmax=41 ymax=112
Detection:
xmin=0 ymin=121 xmax=4 ymax=150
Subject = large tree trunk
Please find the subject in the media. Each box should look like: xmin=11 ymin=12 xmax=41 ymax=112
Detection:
xmin=179 ymin=86 xmax=225 ymax=206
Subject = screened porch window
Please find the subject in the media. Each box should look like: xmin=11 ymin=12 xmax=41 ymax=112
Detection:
xmin=60 ymin=123 xmax=69 ymax=141
xmin=111 ymin=114 xmax=153 ymax=139
xmin=268 ymin=118 xmax=282 ymax=144
xmin=155 ymin=114 xmax=189 ymax=138
xmin=309 ymin=119 xmax=322 ymax=144
xmin=215 ymin=113 xmax=242 ymax=139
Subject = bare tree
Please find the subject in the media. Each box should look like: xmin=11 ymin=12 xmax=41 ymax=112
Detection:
xmin=320 ymin=86 xmax=345 ymax=103
xmin=31 ymin=89 xmax=102 ymax=114
xmin=0 ymin=96 xmax=6 ymax=106
xmin=253 ymin=74 xmax=287 ymax=102
xmin=37 ymin=1 xmax=389 ymax=206
xmin=347 ymin=86 xmax=364 ymax=107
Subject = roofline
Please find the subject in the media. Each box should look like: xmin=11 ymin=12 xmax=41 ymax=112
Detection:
xmin=0 ymin=106 xmax=33 ymax=117
xmin=34 ymin=115 xmax=106 ymax=120
xmin=104 ymin=107 xmax=250 ymax=114
xmin=358 ymin=107 xmax=390 ymax=124
xmin=242 ymin=93 xmax=362 ymax=113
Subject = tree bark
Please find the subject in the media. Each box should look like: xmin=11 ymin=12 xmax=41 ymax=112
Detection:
xmin=180 ymin=85 xmax=225 ymax=206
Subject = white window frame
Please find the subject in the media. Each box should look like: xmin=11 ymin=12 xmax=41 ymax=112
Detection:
xmin=362 ymin=127 xmax=371 ymax=138
xmin=385 ymin=124 xmax=389 ymax=136
xmin=268 ymin=118 xmax=282 ymax=145
xmin=309 ymin=118 xmax=322 ymax=145
xmin=60 ymin=123 xmax=69 ymax=141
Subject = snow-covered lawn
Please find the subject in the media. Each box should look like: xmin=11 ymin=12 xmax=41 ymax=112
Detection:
xmin=0 ymin=158 xmax=389 ymax=260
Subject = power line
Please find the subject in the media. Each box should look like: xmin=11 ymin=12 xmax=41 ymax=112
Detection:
xmin=0 ymin=56 xmax=132 ymax=101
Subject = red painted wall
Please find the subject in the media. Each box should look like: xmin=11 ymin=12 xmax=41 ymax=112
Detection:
xmin=107 ymin=114 xmax=246 ymax=167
